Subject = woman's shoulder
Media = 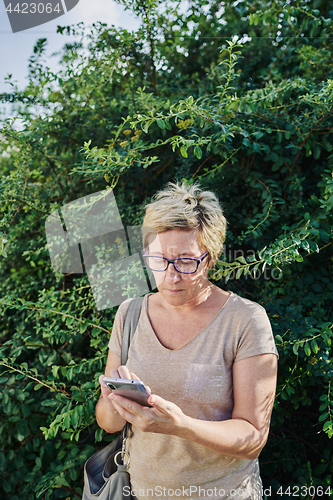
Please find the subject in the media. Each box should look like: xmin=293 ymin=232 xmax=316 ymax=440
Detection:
xmin=117 ymin=297 xmax=133 ymax=315
xmin=225 ymin=291 xmax=269 ymax=317
xmin=117 ymin=294 xmax=150 ymax=320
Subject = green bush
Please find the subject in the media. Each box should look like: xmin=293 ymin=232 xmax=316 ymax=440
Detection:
xmin=0 ymin=1 xmax=332 ymax=498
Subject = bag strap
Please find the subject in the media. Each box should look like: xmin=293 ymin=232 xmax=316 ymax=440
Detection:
xmin=121 ymin=296 xmax=144 ymax=366
xmin=119 ymin=296 xmax=144 ymax=444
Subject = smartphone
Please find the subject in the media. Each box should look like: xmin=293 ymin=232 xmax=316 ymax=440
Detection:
xmin=103 ymin=377 xmax=151 ymax=407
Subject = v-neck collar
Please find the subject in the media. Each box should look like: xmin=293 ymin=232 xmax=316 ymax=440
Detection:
xmin=144 ymin=291 xmax=233 ymax=353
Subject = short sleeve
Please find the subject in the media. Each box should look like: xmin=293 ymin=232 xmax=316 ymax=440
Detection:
xmin=234 ymin=306 xmax=279 ymax=362
xmin=108 ymin=298 xmax=133 ymax=357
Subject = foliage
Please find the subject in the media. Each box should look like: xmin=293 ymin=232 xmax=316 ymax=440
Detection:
xmin=0 ymin=0 xmax=333 ymax=498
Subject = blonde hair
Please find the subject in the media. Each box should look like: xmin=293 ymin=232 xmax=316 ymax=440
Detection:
xmin=142 ymin=181 xmax=227 ymax=267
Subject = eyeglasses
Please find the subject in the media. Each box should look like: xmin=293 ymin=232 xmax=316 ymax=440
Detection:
xmin=143 ymin=250 xmax=209 ymax=274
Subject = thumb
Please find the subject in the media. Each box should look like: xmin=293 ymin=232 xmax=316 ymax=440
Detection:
xmin=148 ymin=394 xmax=168 ymax=411
xmin=99 ymin=375 xmax=111 ymax=396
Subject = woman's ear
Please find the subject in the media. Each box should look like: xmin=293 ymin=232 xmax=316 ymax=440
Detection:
xmin=207 ymin=256 xmax=214 ymax=269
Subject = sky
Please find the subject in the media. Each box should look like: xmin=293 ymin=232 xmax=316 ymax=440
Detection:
xmin=0 ymin=0 xmax=142 ymax=96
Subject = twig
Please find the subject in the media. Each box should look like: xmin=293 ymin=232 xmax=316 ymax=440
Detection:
xmin=279 ymin=427 xmax=326 ymax=461
xmin=291 ymin=108 xmax=333 ymax=174
xmin=9 ymin=196 xmax=49 ymax=216
xmin=0 ymin=362 xmax=70 ymax=397
xmin=0 ymin=298 xmax=111 ymax=334
xmin=0 ymin=168 xmax=29 ymax=243
xmin=60 ymin=486 xmax=81 ymax=498
xmin=192 ymin=154 xmax=214 ymax=178
xmin=140 ymin=0 xmax=157 ymax=94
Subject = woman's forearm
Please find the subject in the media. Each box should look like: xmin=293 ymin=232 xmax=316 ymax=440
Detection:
xmin=176 ymin=416 xmax=267 ymax=460
xmin=95 ymin=395 xmax=127 ymax=433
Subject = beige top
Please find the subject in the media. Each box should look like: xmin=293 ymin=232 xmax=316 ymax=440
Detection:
xmin=108 ymin=292 xmax=278 ymax=500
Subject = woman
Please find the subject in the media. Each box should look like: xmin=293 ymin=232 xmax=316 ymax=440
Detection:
xmin=96 ymin=182 xmax=278 ymax=500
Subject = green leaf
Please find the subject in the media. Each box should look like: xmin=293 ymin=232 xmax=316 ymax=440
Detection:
xmin=66 ymin=317 xmax=74 ymax=327
xmin=156 ymin=119 xmax=165 ymax=129
xmin=293 ymin=344 xmax=299 ymax=355
xmin=304 ymin=342 xmax=311 ymax=356
xmin=308 ymin=240 xmax=319 ymax=253
xmin=315 ymin=463 xmax=327 ymax=474
xmin=323 ymin=421 xmax=332 ymax=431
xmin=91 ymin=327 xmax=100 ymax=337
xmin=319 ymin=412 xmax=329 ymax=422
xmin=314 ymin=144 xmax=321 ymax=159
xmin=180 ymin=146 xmax=188 ymax=158
xmin=80 ymin=322 xmax=88 ymax=334
xmin=236 ymin=267 xmax=243 ymax=279
xmin=63 ymin=413 xmax=71 ymax=429
xmin=164 ymin=120 xmax=172 ymax=130
xmin=310 ymin=339 xmax=319 ymax=354
xmin=71 ymin=410 xmax=79 ymax=428
xmin=319 ymin=402 xmax=328 ymax=411
xmin=194 ymin=146 xmax=202 ymax=159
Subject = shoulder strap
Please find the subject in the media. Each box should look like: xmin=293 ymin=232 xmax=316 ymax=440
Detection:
xmin=121 ymin=296 xmax=144 ymax=366
xmin=120 ymin=296 xmax=144 ymax=442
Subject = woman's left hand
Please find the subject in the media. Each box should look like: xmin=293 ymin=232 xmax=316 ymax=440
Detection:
xmin=109 ymin=391 xmax=187 ymax=435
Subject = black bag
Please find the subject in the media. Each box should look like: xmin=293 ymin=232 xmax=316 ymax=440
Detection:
xmin=82 ymin=297 xmax=144 ymax=499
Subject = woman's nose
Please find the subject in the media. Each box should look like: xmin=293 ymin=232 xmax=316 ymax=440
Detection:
xmin=165 ymin=262 xmax=181 ymax=279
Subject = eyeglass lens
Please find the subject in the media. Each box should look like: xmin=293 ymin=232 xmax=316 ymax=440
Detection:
xmin=145 ymin=256 xmax=198 ymax=273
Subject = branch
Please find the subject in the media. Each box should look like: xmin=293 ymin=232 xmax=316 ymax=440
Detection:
xmin=60 ymin=486 xmax=81 ymax=498
xmin=0 ymin=168 xmax=29 ymax=244
xmin=0 ymin=362 xmax=70 ymax=397
xmin=291 ymin=108 xmax=333 ymax=174
xmin=140 ymin=0 xmax=157 ymax=94
xmin=192 ymin=154 xmax=214 ymax=178
xmin=0 ymin=298 xmax=111 ymax=335
xmin=9 ymin=196 xmax=49 ymax=216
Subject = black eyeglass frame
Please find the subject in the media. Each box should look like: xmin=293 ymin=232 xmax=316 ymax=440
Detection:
xmin=143 ymin=249 xmax=209 ymax=274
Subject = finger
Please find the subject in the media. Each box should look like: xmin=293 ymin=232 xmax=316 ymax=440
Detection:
xmin=99 ymin=374 xmax=111 ymax=393
xmin=111 ymin=401 xmax=134 ymax=423
xmin=148 ymin=394 xmax=172 ymax=414
xmin=129 ymin=371 xmax=140 ymax=380
xmin=99 ymin=375 xmax=112 ymax=398
xmin=110 ymin=396 xmax=137 ymax=422
xmin=109 ymin=368 xmax=120 ymax=378
xmin=117 ymin=365 xmax=132 ymax=379
xmin=110 ymin=394 xmax=147 ymax=417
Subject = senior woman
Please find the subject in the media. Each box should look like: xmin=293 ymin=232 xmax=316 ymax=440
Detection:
xmin=96 ymin=181 xmax=278 ymax=500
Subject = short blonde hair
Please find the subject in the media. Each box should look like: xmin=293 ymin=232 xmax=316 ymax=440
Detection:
xmin=142 ymin=181 xmax=227 ymax=267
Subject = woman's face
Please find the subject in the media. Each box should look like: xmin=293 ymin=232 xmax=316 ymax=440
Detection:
xmin=146 ymin=229 xmax=210 ymax=307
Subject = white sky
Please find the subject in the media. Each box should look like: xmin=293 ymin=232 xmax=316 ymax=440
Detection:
xmin=0 ymin=0 xmax=142 ymax=95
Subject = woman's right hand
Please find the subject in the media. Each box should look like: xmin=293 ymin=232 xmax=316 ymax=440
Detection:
xmin=98 ymin=366 xmax=142 ymax=414
xmin=96 ymin=352 xmax=141 ymax=433
xmin=96 ymin=365 xmax=134 ymax=432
